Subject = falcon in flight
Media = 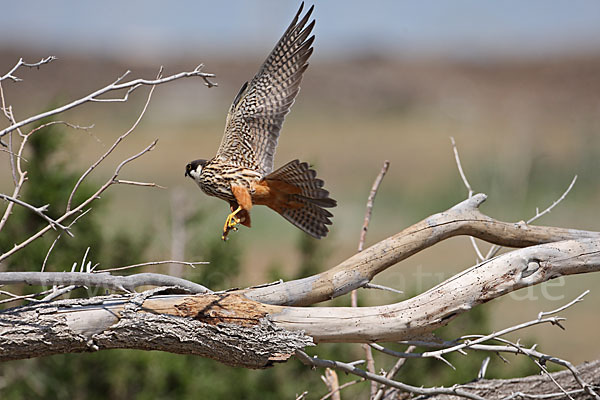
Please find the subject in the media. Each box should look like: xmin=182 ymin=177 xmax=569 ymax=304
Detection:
xmin=185 ymin=3 xmax=336 ymax=240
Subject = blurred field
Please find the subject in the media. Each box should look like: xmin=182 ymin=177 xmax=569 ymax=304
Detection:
xmin=1 ymin=47 xmax=600 ymax=364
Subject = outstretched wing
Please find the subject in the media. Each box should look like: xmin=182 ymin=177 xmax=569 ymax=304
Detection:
xmin=215 ymin=3 xmax=315 ymax=175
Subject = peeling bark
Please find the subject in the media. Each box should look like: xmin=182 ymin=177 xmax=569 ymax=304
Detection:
xmin=0 ymin=293 xmax=312 ymax=368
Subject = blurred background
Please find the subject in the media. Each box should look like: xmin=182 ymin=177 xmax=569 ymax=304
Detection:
xmin=1 ymin=1 xmax=600 ymax=398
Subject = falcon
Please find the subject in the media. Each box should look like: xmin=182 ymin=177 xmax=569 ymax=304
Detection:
xmin=185 ymin=3 xmax=336 ymax=240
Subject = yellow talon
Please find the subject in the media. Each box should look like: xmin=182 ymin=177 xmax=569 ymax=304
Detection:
xmin=222 ymin=206 xmax=242 ymax=240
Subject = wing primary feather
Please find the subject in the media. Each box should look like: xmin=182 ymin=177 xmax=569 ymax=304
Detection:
xmin=232 ymin=81 xmax=249 ymax=109
xmin=216 ymin=3 xmax=316 ymax=175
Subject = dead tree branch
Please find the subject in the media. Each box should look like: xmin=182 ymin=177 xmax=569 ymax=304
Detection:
xmin=244 ymin=193 xmax=600 ymax=306
xmin=0 ymin=64 xmax=216 ymax=141
xmin=421 ymin=360 xmax=600 ymax=400
xmin=296 ymin=350 xmax=485 ymax=400
xmin=0 ymin=291 xmax=311 ymax=368
xmin=1 ymin=234 xmax=598 ymax=362
xmin=0 ymin=56 xmax=56 ymax=83
xmin=0 ymin=272 xmax=211 ymax=294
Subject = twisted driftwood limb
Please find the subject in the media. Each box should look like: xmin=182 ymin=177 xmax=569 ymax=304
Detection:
xmin=244 ymin=194 xmax=600 ymax=306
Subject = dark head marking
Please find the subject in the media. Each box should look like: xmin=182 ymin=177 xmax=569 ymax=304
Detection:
xmin=185 ymin=159 xmax=207 ymax=177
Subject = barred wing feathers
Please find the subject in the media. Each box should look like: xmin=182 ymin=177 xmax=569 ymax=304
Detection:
xmin=215 ymin=3 xmax=315 ymax=175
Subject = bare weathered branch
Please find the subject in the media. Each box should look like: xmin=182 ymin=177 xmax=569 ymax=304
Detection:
xmin=0 ymin=64 xmax=216 ymax=140
xmin=264 ymin=237 xmax=600 ymax=342
xmin=245 ymin=194 xmax=600 ymax=306
xmin=295 ymin=350 xmax=485 ymax=400
xmin=0 ymin=291 xmax=311 ymax=368
xmin=0 ymin=56 xmax=56 ymax=83
xmin=0 ymin=193 xmax=72 ymax=236
xmin=352 ymin=160 xmax=390 ymax=397
xmin=0 ymin=272 xmax=211 ymax=294
xmin=424 ymin=360 xmax=600 ymax=400
xmin=98 ymin=260 xmax=209 ymax=273
xmin=0 ymin=76 xmax=161 ymax=262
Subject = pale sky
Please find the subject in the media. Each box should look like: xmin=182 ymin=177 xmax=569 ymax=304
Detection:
xmin=2 ymin=0 xmax=600 ymax=60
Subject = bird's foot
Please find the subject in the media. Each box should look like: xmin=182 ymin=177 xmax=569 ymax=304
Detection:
xmin=222 ymin=206 xmax=242 ymax=241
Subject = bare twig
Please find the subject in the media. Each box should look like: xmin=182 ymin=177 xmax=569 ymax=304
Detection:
xmin=500 ymin=389 xmax=592 ymax=400
xmin=373 ymin=345 xmax=416 ymax=400
xmin=41 ymin=209 xmax=91 ymax=272
xmin=321 ymin=368 xmax=341 ymax=400
xmin=421 ymin=316 xmax=565 ymax=359
xmin=295 ymin=351 xmax=484 ymax=400
xmin=320 ymin=378 xmax=364 ymax=400
xmin=66 ymin=68 xmax=161 ymax=211
xmin=0 ymin=193 xmax=72 ymax=236
xmin=99 ymin=260 xmax=209 ymax=273
xmin=0 ymin=56 xmax=56 ymax=83
xmin=0 ymin=64 xmax=215 ymax=140
xmin=358 ymin=160 xmax=390 ymax=252
xmin=112 ymin=179 xmax=165 ymax=188
xmin=0 ymin=287 xmax=57 ymax=304
xmin=0 ymin=72 xmax=163 ymax=262
xmin=0 ymin=272 xmax=211 ymax=294
xmin=486 ymin=175 xmax=578 ymax=260
xmin=351 ymin=160 xmax=389 ymax=398
xmin=363 ymin=282 xmax=403 ymax=295
xmin=528 ymin=175 xmax=578 ymax=224
xmin=477 ymin=356 xmax=490 ymax=380
xmin=451 ymin=137 xmax=485 ymax=261
xmin=39 ymin=285 xmax=78 ymax=302
xmin=538 ymin=290 xmax=589 ymax=320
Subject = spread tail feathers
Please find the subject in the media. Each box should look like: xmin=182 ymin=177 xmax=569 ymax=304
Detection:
xmin=264 ymin=159 xmax=336 ymax=239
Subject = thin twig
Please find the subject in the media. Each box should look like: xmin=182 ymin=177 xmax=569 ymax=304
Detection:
xmin=528 ymin=175 xmax=578 ymax=224
xmin=113 ymin=179 xmax=165 ymax=188
xmin=0 ymin=287 xmax=56 ymax=304
xmin=538 ymin=290 xmax=589 ymax=320
xmin=99 ymin=260 xmax=209 ymax=273
xmin=0 ymin=193 xmax=73 ymax=236
xmin=351 ymin=160 xmax=389 ymax=398
xmin=41 ymin=209 xmax=91 ymax=272
xmin=363 ymin=283 xmax=403 ymax=295
xmin=296 ymin=351 xmax=484 ymax=400
xmin=39 ymin=285 xmax=78 ymax=302
xmin=373 ymin=345 xmax=416 ymax=400
xmin=0 ymin=56 xmax=56 ymax=83
xmin=0 ymin=64 xmax=216 ymax=140
xmin=420 ymin=317 xmax=565 ymax=359
xmin=485 ymin=175 xmax=578 ymax=260
xmin=500 ymin=389 xmax=592 ymax=400
xmin=0 ymin=73 xmax=162 ymax=262
xmin=320 ymin=378 xmax=364 ymax=400
xmin=67 ymin=69 xmax=161 ymax=211
xmin=477 ymin=357 xmax=490 ymax=380
xmin=359 ymin=160 xmax=390 ymax=252
xmin=450 ymin=137 xmax=485 ymax=261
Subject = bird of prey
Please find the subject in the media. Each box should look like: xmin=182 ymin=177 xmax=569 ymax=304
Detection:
xmin=185 ymin=3 xmax=336 ymax=241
